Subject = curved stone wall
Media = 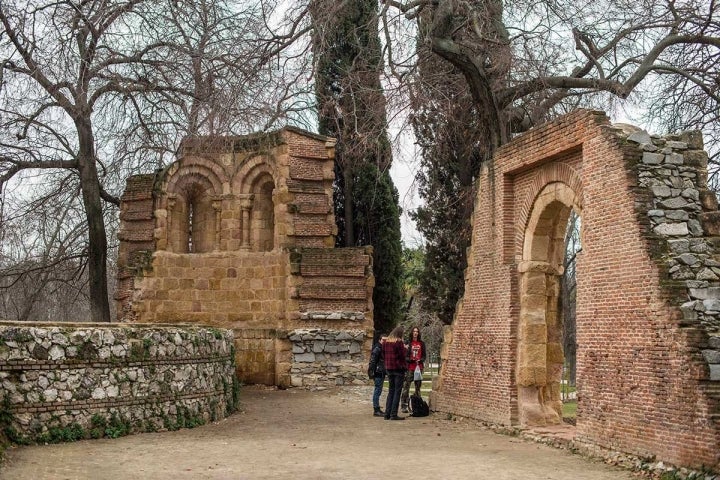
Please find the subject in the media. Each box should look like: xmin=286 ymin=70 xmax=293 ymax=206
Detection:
xmin=0 ymin=322 xmax=237 ymax=443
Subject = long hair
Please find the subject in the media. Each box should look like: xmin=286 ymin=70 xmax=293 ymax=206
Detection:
xmin=408 ymin=326 xmax=422 ymax=342
xmin=387 ymin=325 xmax=404 ymax=342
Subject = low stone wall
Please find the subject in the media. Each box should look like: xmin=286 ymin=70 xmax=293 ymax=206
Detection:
xmin=0 ymin=322 xmax=237 ymax=443
xmin=286 ymin=329 xmax=367 ymax=388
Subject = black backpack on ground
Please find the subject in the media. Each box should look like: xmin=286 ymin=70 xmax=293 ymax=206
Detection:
xmin=409 ymin=394 xmax=429 ymax=417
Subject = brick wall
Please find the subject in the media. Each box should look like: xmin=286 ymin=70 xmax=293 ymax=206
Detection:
xmin=430 ymin=110 xmax=719 ymax=472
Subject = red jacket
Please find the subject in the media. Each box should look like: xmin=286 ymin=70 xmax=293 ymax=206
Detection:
xmin=382 ymin=339 xmax=407 ymax=371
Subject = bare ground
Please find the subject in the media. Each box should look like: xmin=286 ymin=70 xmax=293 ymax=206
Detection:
xmin=0 ymin=385 xmax=636 ymax=480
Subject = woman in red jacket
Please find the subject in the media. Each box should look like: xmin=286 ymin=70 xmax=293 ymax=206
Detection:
xmin=401 ymin=326 xmax=426 ymax=413
xmin=382 ymin=325 xmax=407 ymax=420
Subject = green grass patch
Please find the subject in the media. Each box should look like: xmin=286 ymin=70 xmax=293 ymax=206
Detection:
xmin=562 ymin=400 xmax=577 ymax=418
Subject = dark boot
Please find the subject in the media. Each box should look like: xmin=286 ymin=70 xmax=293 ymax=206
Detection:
xmin=373 ymin=407 xmax=384 ymax=417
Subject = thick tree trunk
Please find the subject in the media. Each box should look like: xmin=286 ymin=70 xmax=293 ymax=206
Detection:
xmin=76 ymin=118 xmax=111 ymax=323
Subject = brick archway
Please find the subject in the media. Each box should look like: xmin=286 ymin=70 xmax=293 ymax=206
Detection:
xmin=429 ymin=111 xmax=720 ymax=471
xmin=517 ymin=182 xmax=581 ymax=426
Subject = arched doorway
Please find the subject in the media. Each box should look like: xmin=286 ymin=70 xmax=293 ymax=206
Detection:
xmin=517 ymin=181 xmax=581 ymax=426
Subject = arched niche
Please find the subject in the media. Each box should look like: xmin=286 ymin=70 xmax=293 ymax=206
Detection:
xmin=250 ymin=172 xmax=275 ymax=252
xmin=517 ymin=181 xmax=582 ymax=426
xmin=235 ymin=160 xmax=277 ymax=252
xmin=167 ymin=174 xmax=218 ymax=253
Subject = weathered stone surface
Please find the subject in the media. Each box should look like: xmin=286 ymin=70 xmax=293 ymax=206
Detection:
xmin=700 ymin=212 xmax=720 ymax=236
xmin=697 ymin=268 xmax=720 ymax=281
xmin=666 ymin=141 xmax=688 ymax=150
xmin=627 ymin=130 xmax=652 ymax=145
xmin=48 ymin=345 xmax=65 ymax=360
xmin=651 ymin=185 xmax=671 ymax=197
xmin=642 ymin=152 xmax=664 ymax=165
xmin=701 ymin=349 xmax=720 ymax=363
xmin=689 ymin=287 xmax=720 ymax=300
xmin=665 ymin=210 xmax=689 ymax=221
xmin=657 ymin=197 xmax=689 ymax=209
xmin=687 ymin=220 xmax=703 ymax=236
xmin=683 ymin=150 xmax=708 ymax=168
xmin=665 ymin=153 xmax=684 ymax=165
xmin=699 ymin=189 xmax=719 ymax=211
xmin=703 ymin=299 xmax=720 ymax=311
xmin=294 ymin=352 xmax=315 ymax=362
xmin=667 ymin=239 xmax=690 ymax=254
xmin=654 ymin=223 xmax=689 ymax=236
xmin=678 ymin=253 xmax=699 ymax=266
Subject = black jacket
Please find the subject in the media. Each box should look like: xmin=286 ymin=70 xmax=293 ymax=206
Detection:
xmin=367 ymin=342 xmax=386 ymax=378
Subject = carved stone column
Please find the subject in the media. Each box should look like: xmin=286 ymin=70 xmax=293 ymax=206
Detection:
xmin=239 ymin=195 xmax=254 ymax=250
xmin=212 ymin=199 xmax=222 ymax=251
xmin=166 ymin=195 xmax=177 ymax=252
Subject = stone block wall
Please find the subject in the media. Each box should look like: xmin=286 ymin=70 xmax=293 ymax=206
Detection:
xmin=128 ymin=251 xmax=289 ymax=326
xmin=286 ymin=329 xmax=367 ymax=388
xmin=430 ymin=110 xmax=719 ymax=472
xmin=115 ymin=127 xmax=375 ymax=388
xmin=234 ymin=328 xmax=277 ymax=385
xmin=0 ymin=322 xmax=237 ymax=443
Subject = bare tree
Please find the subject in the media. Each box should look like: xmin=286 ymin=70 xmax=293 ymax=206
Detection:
xmin=560 ymin=211 xmax=581 ymax=385
xmin=0 ymin=183 xmax=90 ymax=321
xmin=382 ymin=0 xmax=720 ymax=321
xmin=0 ymin=0 xmax=309 ymax=322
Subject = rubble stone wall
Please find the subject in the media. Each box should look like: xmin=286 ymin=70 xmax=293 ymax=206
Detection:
xmin=286 ymin=329 xmax=367 ymax=388
xmin=0 ymin=322 xmax=237 ymax=443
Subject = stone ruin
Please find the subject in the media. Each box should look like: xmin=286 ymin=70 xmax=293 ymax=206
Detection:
xmin=115 ymin=127 xmax=374 ymax=389
xmin=430 ymin=110 xmax=719 ymax=472
xmin=113 ymin=111 xmax=720 ymax=473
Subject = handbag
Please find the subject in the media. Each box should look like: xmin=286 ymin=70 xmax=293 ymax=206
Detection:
xmin=413 ymin=364 xmax=422 ymax=381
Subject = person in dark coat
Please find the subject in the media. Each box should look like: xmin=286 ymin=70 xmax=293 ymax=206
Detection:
xmin=382 ymin=325 xmax=407 ymax=420
xmin=367 ymin=334 xmax=387 ymax=416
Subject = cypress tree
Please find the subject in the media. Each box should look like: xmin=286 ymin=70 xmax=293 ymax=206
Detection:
xmin=311 ymin=1 xmax=403 ymax=333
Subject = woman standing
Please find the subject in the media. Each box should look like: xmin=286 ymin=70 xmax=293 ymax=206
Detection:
xmin=401 ymin=326 xmax=426 ymax=413
xmin=382 ymin=325 xmax=407 ymax=420
xmin=367 ymin=335 xmax=387 ymax=417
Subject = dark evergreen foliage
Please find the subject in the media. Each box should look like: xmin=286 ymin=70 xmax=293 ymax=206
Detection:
xmin=312 ymin=0 xmax=404 ymax=333
xmin=353 ymin=164 xmax=403 ymax=334
xmin=409 ymin=23 xmax=486 ymax=324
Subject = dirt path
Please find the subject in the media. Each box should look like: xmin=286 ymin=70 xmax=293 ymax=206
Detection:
xmin=0 ymin=385 xmax=635 ymax=480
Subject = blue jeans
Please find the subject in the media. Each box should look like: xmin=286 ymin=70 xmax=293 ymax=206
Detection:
xmin=384 ymin=370 xmax=405 ymax=418
xmin=372 ymin=375 xmax=385 ymax=408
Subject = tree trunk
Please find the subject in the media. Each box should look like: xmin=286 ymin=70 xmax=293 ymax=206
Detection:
xmin=76 ymin=118 xmax=111 ymax=323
